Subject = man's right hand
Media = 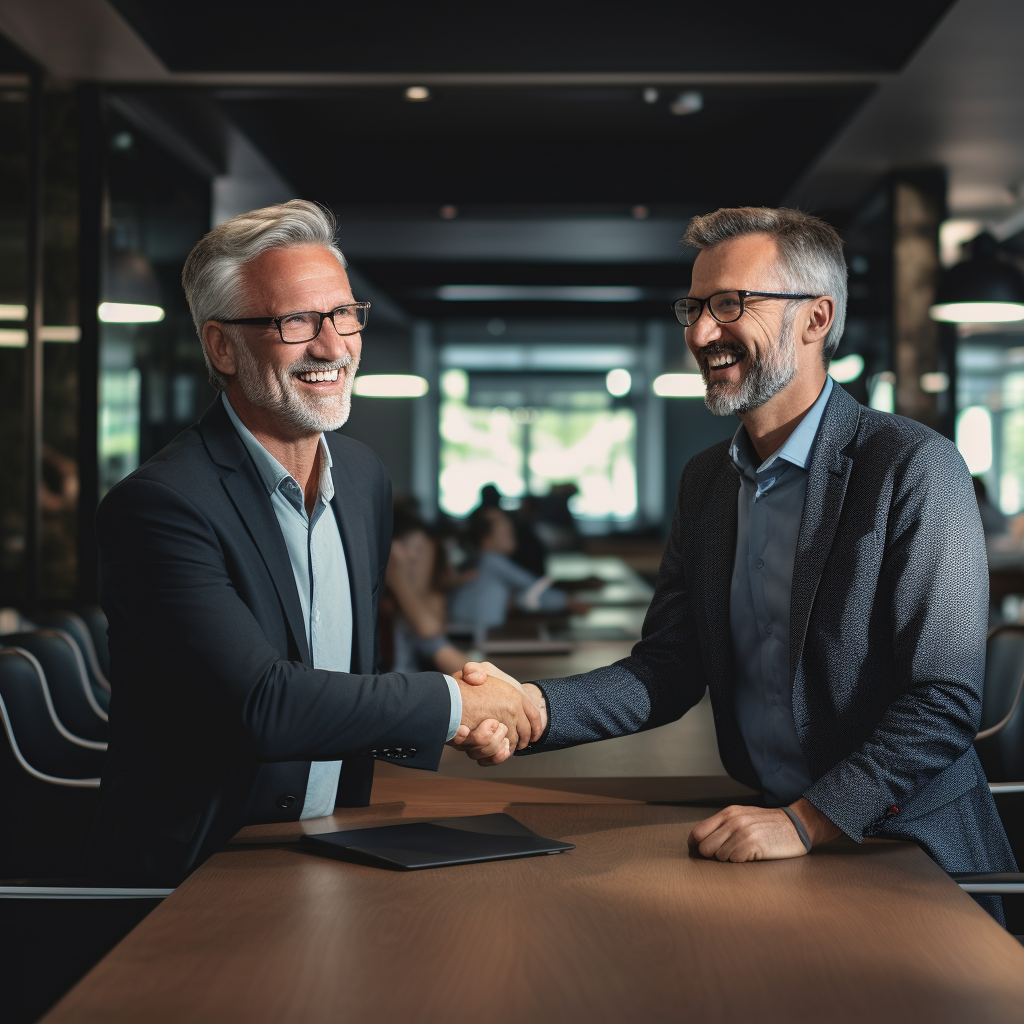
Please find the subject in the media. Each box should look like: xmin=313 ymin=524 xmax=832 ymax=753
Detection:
xmin=454 ymin=673 xmax=539 ymax=753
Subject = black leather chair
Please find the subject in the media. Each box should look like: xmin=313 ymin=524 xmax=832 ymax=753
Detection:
xmin=75 ymin=604 xmax=110 ymax=679
xmin=34 ymin=611 xmax=111 ymax=712
xmin=0 ymin=685 xmax=100 ymax=878
xmin=953 ymin=624 xmax=1024 ymax=908
xmin=0 ymin=648 xmax=105 ymax=778
xmin=0 ymin=630 xmax=108 ymax=743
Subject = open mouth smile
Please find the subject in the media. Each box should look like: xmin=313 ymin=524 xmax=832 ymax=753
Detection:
xmin=704 ymin=349 xmax=746 ymax=374
xmin=295 ymin=368 xmax=342 ymax=384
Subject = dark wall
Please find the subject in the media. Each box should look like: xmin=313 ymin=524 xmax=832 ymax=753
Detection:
xmin=663 ymin=398 xmax=737 ymax=525
xmin=339 ymin=327 xmax=414 ymax=500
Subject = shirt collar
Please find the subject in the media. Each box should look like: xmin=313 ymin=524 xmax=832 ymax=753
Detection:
xmin=221 ymin=393 xmax=334 ymax=507
xmin=730 ymin=375 xmax=834 ymax=478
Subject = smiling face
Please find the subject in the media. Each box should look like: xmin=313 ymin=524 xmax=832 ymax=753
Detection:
xmin=222 ymin=243 xmax=362 ymax=435
xmin=685 ymin=233 xmax=802 ymax=416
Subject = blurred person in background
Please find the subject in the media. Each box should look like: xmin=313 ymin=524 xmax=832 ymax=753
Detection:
xmin=448 ymin=506 xmax=589 ymax=633
xmin=384 ymin=509 xmax=471 ymax=675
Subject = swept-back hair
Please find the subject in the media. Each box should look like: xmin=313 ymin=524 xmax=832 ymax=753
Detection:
xmin=683 ymin=206 xmax=848 ymax=364
xmin=181 ymin=200 xmax=346 ymax=390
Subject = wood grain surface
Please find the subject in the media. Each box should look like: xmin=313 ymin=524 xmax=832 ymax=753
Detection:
xmin=41 ymin=780 xmax=1024 ymax=1024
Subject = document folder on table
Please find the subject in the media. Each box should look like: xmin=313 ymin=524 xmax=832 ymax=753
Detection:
xmin=299 ymin=812 xmax=574 ymax=870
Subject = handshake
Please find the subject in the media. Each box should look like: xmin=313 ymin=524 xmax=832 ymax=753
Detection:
xmin=447 ymin=662 xmax=547 ymax=765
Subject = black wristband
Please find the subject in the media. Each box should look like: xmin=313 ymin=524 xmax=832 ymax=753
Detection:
xmin=781 ymin=806 xmax=813 ymax=852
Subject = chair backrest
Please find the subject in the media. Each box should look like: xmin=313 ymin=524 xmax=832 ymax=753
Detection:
xmin=0 ymin=630 xmax=108 ymax=742
xmin=0 ymin=690 xmax=100 ymax=878
xmin=0 ymin=649 xmax=106 ymax=778
xmin=976 ymin=624 xmax=1024 ymax=782
xmin=76 ymin=604 xmax=110 ymax=678
xmin=34 ymin=611 xmax=111 ymax=711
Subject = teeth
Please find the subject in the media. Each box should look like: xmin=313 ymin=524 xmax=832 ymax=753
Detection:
xmin=708 ymin=353 xmax=740 ymax=368
xmin=298 ymin=368 xmax=341 ymax=382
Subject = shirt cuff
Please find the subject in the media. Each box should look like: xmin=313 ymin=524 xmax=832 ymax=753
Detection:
xmin=443 ymin=674 xmax=462 ymax=742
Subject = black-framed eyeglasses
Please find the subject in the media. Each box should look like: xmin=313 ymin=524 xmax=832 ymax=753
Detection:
xmin=218 ymin=302 xmax=371 ymax=343
xmin=673 ymin=290 xmax=818 ymax=327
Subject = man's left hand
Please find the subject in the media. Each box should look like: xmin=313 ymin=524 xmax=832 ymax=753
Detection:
xmin=688 ymin=798 xmax=841 ymax=862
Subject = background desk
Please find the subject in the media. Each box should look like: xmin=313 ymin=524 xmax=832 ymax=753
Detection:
xmin=41 ymin=776 xmax=1024 ymax=1024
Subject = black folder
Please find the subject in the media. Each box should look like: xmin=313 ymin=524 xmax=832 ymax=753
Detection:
xmin=299 ymin=812 xmax=574 ymax=870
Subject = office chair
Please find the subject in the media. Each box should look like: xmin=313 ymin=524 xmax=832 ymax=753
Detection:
xmin=74 ymin=604 xmax=110 ymax=679
xmin=0 ymin=648 xmax=105 ymax=778
xmin=33 ymin=610 xmax=111 ymax=712
xmin=0 ymin=630 xmax=108 ymax=743
xmin=952 ymin=623 xmax=1024 ymax=902
xmin=0 ymin=687 xmax=100 ymax=878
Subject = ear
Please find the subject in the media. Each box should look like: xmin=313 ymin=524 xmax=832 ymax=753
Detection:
xmin=202 ymin=321 xmax=238 ymax=378
xmin=801 ymin=296 xmax=835 ymax=345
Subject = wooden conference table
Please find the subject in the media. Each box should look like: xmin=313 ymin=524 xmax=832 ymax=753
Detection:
xmin=42 ymin=771 xmax=1024 ymax=1024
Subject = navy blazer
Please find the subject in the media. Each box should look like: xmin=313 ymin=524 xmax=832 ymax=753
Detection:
xmin=527 ymin=384 xmax=1015 ymax=884
xmin=83 ymin=398 xmax=450 ymax=883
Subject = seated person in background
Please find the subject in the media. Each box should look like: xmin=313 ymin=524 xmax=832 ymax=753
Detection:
xmin=385 ymin=509 xmax=470 ymax=675
xmin=448 ymin=506 xmax=587 ymax=632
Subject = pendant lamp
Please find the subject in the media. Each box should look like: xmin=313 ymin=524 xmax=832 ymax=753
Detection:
xmin=930 ymin=232 xmax=1024 ymax=324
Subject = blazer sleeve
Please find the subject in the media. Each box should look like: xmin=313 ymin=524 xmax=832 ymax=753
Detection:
xmin=801 ymin=435 xmax=989 ymax=839
xmin=523 ymin=472 xmax=709 ymax=752
xmin=97 ymin=474 xmax=450 ymax=770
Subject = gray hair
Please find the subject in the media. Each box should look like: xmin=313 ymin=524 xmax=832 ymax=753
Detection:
xmin=182 ymin=200 xmax=347 ymax=391
xmin=683 ymin=207 xmax=848 ymax=365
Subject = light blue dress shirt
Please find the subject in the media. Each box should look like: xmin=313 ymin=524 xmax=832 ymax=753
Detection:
xmin=222 ymin=396 xmax=461 ymax=819
xmin=728 ymin=376 xmax=833 ymax=807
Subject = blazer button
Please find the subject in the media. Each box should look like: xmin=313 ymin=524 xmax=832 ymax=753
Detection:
xmin=277 ymin=795 xmax=296 ymax=809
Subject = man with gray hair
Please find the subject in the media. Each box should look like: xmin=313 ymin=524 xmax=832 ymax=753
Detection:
xmin=83 ymin=200 xmax=539 ymax=883
xmin=458 ymin=206 xmax=1015 ymax=920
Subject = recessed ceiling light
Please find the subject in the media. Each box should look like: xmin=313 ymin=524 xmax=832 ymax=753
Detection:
xmin=643 ymin=88 xmax=659 ymax=104
xmin=670 ymin=90 xmax=704 ymax=116
xmin=405 ymin=86 xmax=431 ymax=102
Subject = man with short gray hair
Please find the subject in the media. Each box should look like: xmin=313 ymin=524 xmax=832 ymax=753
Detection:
xmin=84 ymin=200 xmax=540 ymax=883
xmin=458 ymin=206 xmax=1015 ymax=920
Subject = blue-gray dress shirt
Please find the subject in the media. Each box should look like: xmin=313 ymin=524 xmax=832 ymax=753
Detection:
xmin=729 ymin=376 xmax=833 ymax=806
xmin=222 ymin=396 xmax=461 ymax=818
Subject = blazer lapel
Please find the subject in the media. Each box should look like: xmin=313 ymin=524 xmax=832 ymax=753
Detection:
xmin=199 ymin=399 xmax=311 ymax=666
xmin=789 ymin=384 xmax=861 ymax=681
xmin=327 ymin=447 xmax=373 ymax=674
xmin=698 ymin=458 xmax=740 ymax=693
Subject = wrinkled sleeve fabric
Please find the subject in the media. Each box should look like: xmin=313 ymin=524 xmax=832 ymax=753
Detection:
xmin=98 ymin=475 xmax=451 ymax=769
xmin=523 ymin=473 xmax=708 ymax=753
xmin=801 ymin=437 xmax=989 ymax=840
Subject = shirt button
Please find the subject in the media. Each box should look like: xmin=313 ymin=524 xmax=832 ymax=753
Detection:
xmin=755 ymin=558 xmax=764 ymax=569
xmin=765 ymin=623 xmax=773 ymax=635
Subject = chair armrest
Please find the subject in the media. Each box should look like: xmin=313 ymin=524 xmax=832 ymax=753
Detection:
xmin=950 ymin=872 xmax=1024 ymax=893
xmin=990 ymin=781 xmax=1024 ymax=794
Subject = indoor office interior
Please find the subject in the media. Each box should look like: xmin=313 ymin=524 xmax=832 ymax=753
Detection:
xmin=2 ymin=1 xmax=1024 ymax=1022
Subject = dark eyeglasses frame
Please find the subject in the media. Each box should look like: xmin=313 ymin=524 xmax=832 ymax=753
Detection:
xmin=218 ymin=301 xmax=371 ymax=343
xmin=673 ymin=290 xmax=819 ymax=327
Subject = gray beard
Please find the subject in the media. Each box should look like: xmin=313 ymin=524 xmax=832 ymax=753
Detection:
xmin=702 ymin=309 xmax=798 ymax=417
xmin=233 ymin=335 xmax=358 ymax=434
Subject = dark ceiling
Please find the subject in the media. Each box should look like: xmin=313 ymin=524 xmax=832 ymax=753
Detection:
xmin=110 ymin=1 xmax=953 ymax=75
xmin=102 ymin=0 xmax=956 ymax=319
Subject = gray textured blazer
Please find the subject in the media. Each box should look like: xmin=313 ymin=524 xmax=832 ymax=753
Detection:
xmin=527 ymin=383 xmax=1015 ymax=883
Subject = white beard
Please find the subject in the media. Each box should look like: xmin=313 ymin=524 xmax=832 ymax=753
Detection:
xmin=233 ymin=336 xmax=359 ymax=433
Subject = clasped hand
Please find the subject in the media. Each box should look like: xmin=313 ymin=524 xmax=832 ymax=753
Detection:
xmin=446 ymin=661 xmax=547 ymax=765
